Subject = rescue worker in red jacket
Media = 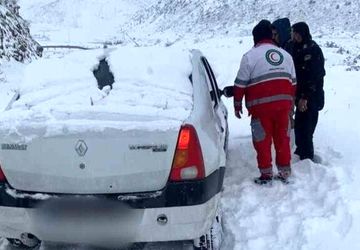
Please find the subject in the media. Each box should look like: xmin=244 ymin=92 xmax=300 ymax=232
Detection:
xmin=233 ymin=20 xmax=297 ymax=185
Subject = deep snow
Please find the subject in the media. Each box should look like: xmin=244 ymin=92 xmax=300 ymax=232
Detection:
xmin=1 ymin=1 xmax=360 ymax=249
xmin=0 ymin=47 xmax=193 ymax=139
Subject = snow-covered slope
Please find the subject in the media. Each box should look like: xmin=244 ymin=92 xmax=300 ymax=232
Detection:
xmin=18 ymin=0 xmax=360 ymax=46
xmin=0 ymin=0 xmax=42 ymax=110
xmin=0 ymin=1 xmax=41 ymax=62
xmin=18 ymin=0 xmax=154 ymax=45
xmin=132 ymin=0 xmax=360 ymax=35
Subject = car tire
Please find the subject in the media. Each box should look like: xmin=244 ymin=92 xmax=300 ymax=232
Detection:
xmin=7 ymin=234 xmax=41 ymax=249
xmin=193 ymin=208 xmax=223 ymax=250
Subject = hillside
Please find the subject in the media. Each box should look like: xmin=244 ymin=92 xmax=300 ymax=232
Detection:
xmin=0 ymin=0 xmax=42 ymax=62
xmin=17 ymin=0 xmax=154 ymax=45
xmin=18 ymin=0 xmax=360 ymax=46
xmin=131 ymin=0 xmax=360 ymax=35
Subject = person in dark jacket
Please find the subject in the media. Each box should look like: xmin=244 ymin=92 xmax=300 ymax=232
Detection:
xmin=271 ymin=18 xmax=294 ymax=55
xmin=291 ymin=22 xmax=325 ymax=161
xmin=272 ymin=18 xmax=296 ymax=128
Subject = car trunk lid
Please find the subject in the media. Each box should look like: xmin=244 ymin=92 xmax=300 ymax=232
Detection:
xmin=0 ymin=128 xmax=179 ymax=194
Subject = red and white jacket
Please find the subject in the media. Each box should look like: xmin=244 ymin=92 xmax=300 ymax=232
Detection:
xmin=234 ymin=40 xmax=296 ymax=116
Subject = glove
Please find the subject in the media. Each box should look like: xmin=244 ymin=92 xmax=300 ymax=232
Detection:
xmin=298 ymin=98 xmax=308 ymax=112
xmin=223 ymin=86 xmax=234 ymax=98
xmin=234 ymin=107 xmax=243 ymax=119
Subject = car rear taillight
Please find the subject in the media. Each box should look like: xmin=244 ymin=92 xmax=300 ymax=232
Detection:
xmin=170 ymin=125 xmax=205 ymax=181
xmin=0 ymin=165 xmax=7 ymax=182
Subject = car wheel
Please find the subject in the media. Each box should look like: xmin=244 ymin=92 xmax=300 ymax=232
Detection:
xmin=193 ymin=208 xmax=223 ymax=250
xmin=7 ymin=233 xmax=41 ymax=249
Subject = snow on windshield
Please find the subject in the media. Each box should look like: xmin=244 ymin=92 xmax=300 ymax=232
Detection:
xmin=0 ymin=47 xmax=193 ymax=137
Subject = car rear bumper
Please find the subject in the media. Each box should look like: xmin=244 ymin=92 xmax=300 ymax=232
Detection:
xmin=0 ymin=168 xmax=225 ymax=244
xmin=0 ymin=193 xmax=221 ymax=243
xmin=0 ymin=167 xmax=225 ymax=209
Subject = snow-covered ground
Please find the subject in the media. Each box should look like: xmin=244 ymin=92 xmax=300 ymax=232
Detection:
xmin=193 ymin=37 xmax=360 ymax=250
xmin=2 ymin=1 xmax=360 ymax=249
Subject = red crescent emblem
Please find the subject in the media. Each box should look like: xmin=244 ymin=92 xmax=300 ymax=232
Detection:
xmin=270 ymin=52 xmax=278 ymax=62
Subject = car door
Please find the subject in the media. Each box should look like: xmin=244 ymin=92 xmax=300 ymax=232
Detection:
xmin=201 ymin=57 xmax=228 ymax=165
xmin=201 ymin=57 xmax=228 ymax=137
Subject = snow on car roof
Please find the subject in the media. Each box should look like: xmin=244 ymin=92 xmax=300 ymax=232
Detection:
xmin=0 ymin=47 xmax=193 ymax=137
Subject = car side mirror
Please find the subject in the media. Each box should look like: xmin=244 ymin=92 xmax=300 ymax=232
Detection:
xmin=222 ymin=86 xmax=234 ymax=98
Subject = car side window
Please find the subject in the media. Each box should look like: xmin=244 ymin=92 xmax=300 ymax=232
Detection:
xmin=201 ymin=57 xmax=219 ymax=107
xmin=203 ymin=57 xmax=221 ymax=99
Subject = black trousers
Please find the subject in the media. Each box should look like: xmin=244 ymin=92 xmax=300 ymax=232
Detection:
xmin=294 ymin=108 xmax=319 ymax=160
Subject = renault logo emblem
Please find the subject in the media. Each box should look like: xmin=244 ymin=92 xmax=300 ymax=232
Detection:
xmin=75 ymin=140 xmax=88 ymax=157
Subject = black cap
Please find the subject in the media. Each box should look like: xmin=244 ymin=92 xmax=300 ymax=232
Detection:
xmin=292 ymin=22 xmax=312 ymax=41
xmin=252 ymin=20 xmax=272 ymax=45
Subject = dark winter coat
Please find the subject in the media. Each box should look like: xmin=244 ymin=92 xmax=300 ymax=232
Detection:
xmin=292 ymin=40 xmax=326 ymax=110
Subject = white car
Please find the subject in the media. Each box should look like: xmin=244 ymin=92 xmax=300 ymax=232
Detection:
xmin=0 ymin=47 xmax=228 ymax=249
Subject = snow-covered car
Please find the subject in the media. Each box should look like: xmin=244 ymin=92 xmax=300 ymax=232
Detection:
xmin=0 ymin=47 xmax=228 ymax=249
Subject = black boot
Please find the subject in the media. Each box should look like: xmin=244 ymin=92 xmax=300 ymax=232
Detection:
xmin=274 ymin=169 xmax=292 ymax=184
xmin=254 ymin=175 xmax=273 ymax=185
xmin=273 ymin=175 xmax=290 ymax=184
